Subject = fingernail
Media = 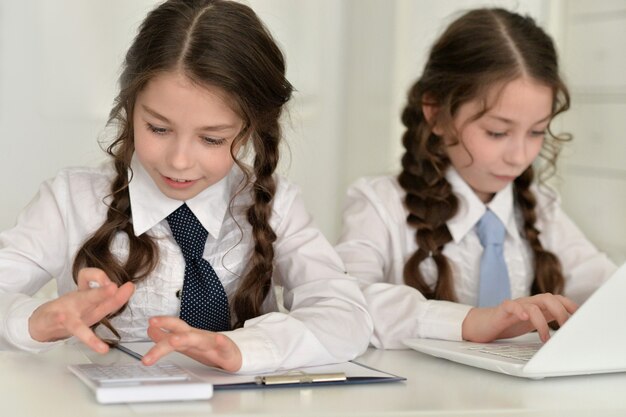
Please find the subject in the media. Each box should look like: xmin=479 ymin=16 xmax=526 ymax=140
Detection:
xmin=88 ymin=281 xmax=101 ymax=289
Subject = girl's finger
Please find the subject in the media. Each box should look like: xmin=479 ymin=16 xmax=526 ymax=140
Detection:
xmin=146 ymin=324 xmax=170 ymax=343
xmin=500 ymin=299 xmax=529 ymax=321
xmin=142 ymin=338 xmax=176 ymax=366
xmin=89 ymin=282 xmax=135 ymax=316
xmin=79 ymin=282 xmax=134 ymax=324
xmin=173 ymin=333 xmax=240 ymax=370
xmin=60 ymin=314 xmax=109 ymax=353
xmin=524 ymin=304 xmax=551 ymax=342
xmin=555 ymin=295 xmax=579 ymax=314
xmin=77 ymin=268 xmax=113 ymax=291
xmin=82 ymin=282 xmax=118 ymax=304
xmin=538 ymin=296 xmax=570 ymax=326
xmin=149 ymin=316 xmax=192 ymax=333
xmin=168 ymin=330 xmax=219 ymax=352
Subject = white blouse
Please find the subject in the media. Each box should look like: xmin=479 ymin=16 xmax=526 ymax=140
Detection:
xmin=335 ymin=168 xmax=616 ymax=349
xmin=0 ymin=156 xmax=373 ymax=373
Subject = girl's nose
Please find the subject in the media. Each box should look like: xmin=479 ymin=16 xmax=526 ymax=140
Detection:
xmin=166 ymin=137 xmax=194 ymax=170
xmin=504 ymin=136 xmax=528 ymax=166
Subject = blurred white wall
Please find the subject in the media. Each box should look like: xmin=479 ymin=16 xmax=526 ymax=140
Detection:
xmin=0 ymin=0 xmax=624 ymax=262
xmin=0 ymin=0 xmax=157 ymax=228
xmin=554 ymin=0 xmax=626 ymax=264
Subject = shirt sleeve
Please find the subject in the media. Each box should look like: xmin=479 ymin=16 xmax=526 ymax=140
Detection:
xmin=535 ymin=190 xmax=617 ymax=304
xmin=335 ymin=178 xmax=472 ymax=349
xmin=0 ymin=175 xmax=69 ymax=352
xmin=222 ymin=183 xmax=373 ymax=374
xmin=335 ymin=178 xmax=396 ymax=286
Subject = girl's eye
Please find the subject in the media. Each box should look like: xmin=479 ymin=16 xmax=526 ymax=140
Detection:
xmin=487 ymin=130 xmax=507 ymax=139
xmin=530 ymin=130 xmax=546 ymax=138
xmin=202 ymin=136 xmax=227 ymax=146
xmin=146 ymin=123 xmax=168 ymax=135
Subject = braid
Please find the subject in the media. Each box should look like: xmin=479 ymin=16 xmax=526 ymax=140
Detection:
xmin=72 ymin=129 xmax=159 ymax=326
xmin=514 ymin=168 xmax=565 ymax=295
xmin=231 ymin=122 xmax=280 ymax=328
xmin=398 ymin=82 xmax=459 ymax=301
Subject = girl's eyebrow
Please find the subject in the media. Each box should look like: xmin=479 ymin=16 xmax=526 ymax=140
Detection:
xmin=485 ymin=113 xmax=552 ymax=125
xmin=142 ymin=105 xmax=171 ymax=124
xmin=141 ymin=104 xmax=239 ymax=131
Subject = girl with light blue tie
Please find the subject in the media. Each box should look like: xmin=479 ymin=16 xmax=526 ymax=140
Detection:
xmin=0 ymin=0 xmax=372 ymax=373
xmin=335 ymin=8 xmax=616 ymax=349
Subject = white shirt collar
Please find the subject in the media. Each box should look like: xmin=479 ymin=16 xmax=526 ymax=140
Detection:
xmin=446 ymin=167 xmax=516 ymax=243
xmin=128 ymin=154 xmax=231 ymax=237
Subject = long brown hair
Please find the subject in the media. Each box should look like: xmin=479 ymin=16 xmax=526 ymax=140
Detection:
xmin=398 ymin=8 xmax=570 ymax=301
xmin=72 ymin=0 xmax=293 ymax=329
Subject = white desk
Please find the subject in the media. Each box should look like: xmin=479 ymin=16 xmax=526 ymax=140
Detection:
xmin=3 ymin=343 xmax=626 ymax=417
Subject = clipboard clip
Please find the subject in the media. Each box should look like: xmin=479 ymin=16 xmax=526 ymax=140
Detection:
xmin=254 ymin=371 xmax=347 ymax=385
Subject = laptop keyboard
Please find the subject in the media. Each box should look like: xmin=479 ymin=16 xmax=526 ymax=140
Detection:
xmin=468 ymin=343 xmax=542 ymax=361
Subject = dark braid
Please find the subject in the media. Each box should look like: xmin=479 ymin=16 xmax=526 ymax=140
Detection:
xmin=514 ymin=168 xmax=565 ymax=295
xmin=399 ymin=82 xmax=458 ymax=301
xmin=231 ymin=121 xmax=280 ymax=328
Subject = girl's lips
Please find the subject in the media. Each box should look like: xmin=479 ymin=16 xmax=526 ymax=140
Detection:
xmin=496 ymin=175 xmax=517 ymax=182
xmin=162 ymin=175 xmax=197 ymax=189
xmin=493 ymin=174 xmax=517 ymax=182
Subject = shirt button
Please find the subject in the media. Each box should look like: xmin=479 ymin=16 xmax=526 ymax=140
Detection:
xmin=175 ymin=289 xmax=182 ymax=299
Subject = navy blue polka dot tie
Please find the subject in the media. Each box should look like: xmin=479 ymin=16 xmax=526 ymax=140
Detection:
xmin=166 ymin=203 xmax=230 ymax=331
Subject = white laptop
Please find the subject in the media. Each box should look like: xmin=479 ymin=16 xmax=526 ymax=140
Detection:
xmin=404 ymin=262 xmax=626 ymax=379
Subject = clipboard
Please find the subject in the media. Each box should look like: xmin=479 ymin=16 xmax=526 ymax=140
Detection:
xmin=100 ymin=342 xmax=405 ymax=390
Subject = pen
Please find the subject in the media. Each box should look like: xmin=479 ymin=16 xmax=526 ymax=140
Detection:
xmin=111 ymin=344 xmax=144 ymax=361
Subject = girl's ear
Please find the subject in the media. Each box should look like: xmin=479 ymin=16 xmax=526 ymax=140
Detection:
xmin=422 ymin=95 xmax=444 ymax=136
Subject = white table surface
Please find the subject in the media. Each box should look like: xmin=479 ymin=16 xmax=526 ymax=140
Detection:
xmin=3 ymin=342 xmax=626 ymax=417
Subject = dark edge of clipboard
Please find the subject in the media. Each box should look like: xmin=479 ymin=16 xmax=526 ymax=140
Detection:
xmin=214 ymin=360 xmax=406 ymax=391
xmin=213 ymin=376 xmax=406 ymax=391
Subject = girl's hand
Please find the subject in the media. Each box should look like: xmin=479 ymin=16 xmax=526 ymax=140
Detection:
xmin=28 ymin=268 xmax=134 ymax=353
xmin=143 ymin=316 xmax=242 ymax=372
xmin=462 ymin=294 xmax=579 ymax=343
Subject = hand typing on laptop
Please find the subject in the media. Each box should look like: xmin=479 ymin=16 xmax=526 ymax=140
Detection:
xmin=405 ymin=263 xmax=626 ymax=378
xmin=461 ymin=294 xmax=579 ymax=344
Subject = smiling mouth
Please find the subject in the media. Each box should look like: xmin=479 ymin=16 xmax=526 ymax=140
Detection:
xmin=162 ymin=175 xmax=198 ymax=188
xmin=168 ymin=177 xmax=193 ymax=183
xmin=493 ymin=174 xmax=517 ymax=181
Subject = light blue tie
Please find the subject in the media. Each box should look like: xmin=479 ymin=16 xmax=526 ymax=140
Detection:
xmin=476 ymin=210 xmax=511 ymax=307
